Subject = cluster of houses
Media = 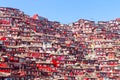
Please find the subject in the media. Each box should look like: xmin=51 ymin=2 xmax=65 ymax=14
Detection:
xmin=0 ymin=7 xmax=120 ymax=80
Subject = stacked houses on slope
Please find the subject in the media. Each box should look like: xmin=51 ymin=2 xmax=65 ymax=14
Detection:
xmin=0 ymin=7 xmax=120 ymax=80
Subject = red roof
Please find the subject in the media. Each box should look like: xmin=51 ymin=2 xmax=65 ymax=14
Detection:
xmin=32 ymin=14 xmax=39 ymax=19
xmin=0 ymin=63 xmax=8 ymax=68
